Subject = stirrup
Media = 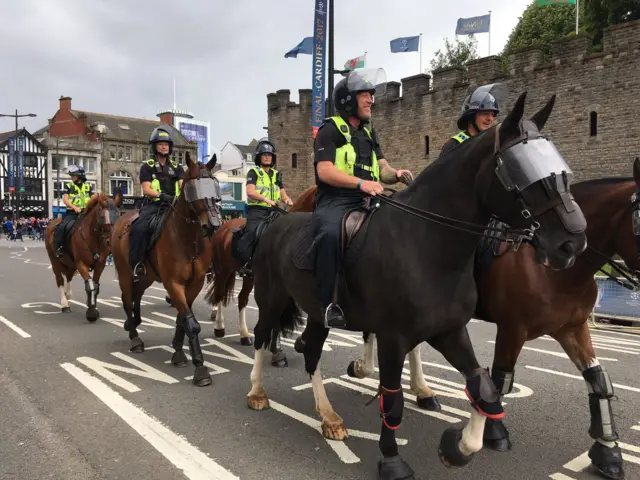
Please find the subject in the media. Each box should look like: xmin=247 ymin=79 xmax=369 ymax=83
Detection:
xmin=324 ymin=303 xmax=346 ymax=328
xmin=55 ymin=247 xmax=64 ymax=258
xmin=132 ymin=262 xmax=146 ymax=282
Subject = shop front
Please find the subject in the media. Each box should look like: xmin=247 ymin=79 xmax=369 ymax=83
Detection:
xmin=120 ymin=196 xmax=144 ymax=213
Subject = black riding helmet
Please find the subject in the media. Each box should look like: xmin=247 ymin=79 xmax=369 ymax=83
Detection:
xmin=457 ymin=83 xmax=504 ymax=130
xmin=333 ymin=70 xmax=378 ymax=118
xmin=255 ymin=139 xmax=277 ymax=167
xmin=149 ymin=126 xmax=174 ymax=156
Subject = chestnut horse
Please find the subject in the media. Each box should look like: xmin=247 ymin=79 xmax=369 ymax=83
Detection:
xmin=110 ymin=153 xmax=223 ymax=387
xmin=340 ymin=164 xmax=640 ymax=480
xmin=204 ymin=187 xmax=317 ymax=367
xmin=45 ymin=191 xmax=122 ymax=321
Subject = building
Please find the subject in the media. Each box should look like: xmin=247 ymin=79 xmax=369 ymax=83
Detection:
xmin=213 ymin=170 xmax=248 ymax=218
xmin=157 ymin=109 xmax=212 ymax=163
xmin=36 ymin=96 xmax=197 ymax=216
xmin=219 ymin=140 xmax=258 ymax=176
xmin=0 ymin=129 xmax=48 ymax=219
xmin=266 ymin=19 xmax=640 ymax=199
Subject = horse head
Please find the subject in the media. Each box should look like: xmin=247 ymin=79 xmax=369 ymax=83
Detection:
xmin=473 ymin=91 xmax=587 ymax=270
xmin=181 ymin=152 xmax=222 ymax=237
xmin=610 ymin=158 xmax=640 ymax=272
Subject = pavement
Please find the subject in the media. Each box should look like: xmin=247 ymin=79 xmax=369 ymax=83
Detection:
xmin=2 ymin=239 xmax=640 ymax=480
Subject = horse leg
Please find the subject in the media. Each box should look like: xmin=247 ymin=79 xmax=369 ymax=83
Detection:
xmin=247 ymin=314 xmax=274 ymax=411
xmin=119 ymin=271 xmax=145 ymax=353
xmin=64 ymin=270 xmax=74 ymax=300
xmin=167 ymin=282 xmax=211 ymax=387
xmin=54 ymin=266 xmax=71 ymax=313
xmin=407 ymin=344 xmax=441 ymax=412
xmin=170 ymin=279 xmax=202 ymax=369
xmin=77 ymin=262 xmax=100 ymax=323
xmin=237 ymin=276 xmax=254 ymax=346
xmin=304 ymin=319 xmax=347 ymax=440
xmin=346 ymin=332 xmax=376 ymax=378
xmin=269 ymin=328 xmax=287 ymax=368
xmin=427 ymin=326 xmax=502 ymax=469
xmin=552 ymin=323 xmax=624 ymax=480
xmin=376 ymin=335 xmax=415 ymax=480
xmin=213 ymin=302 xmax=226 ymax=337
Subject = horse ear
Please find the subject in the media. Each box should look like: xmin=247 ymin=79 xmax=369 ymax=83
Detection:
xmin=530 ymin=94 xmax=556 ymax=131
xmin=185 ymin=151 xmax=194 ymax=168
xmin=113 ymin=188 xmax=123 ymax=207
xmin=633 ymin=157 xmax=640 ymax=189
xmin=206 ymin=154 xmax=218 ymax=171
xmin=500 ymin=91 xmax=527 ymax=136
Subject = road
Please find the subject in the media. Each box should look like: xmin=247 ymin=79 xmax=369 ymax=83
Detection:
xmin=2 ymin=239 xmax=640 ymax=480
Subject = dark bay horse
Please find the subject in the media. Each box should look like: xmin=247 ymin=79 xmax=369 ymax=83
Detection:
xmin=45 ymin=191 xmax=122 ymax=321
xmin=204 ymin=187 xmax=319 ymax=367
xmin=347 ymin=165 xmax=640 ymax=480
xmin=111 ymin=153 xmax=222 ymax=387
xmin=232 ymin=92 xmax=589 ymax=479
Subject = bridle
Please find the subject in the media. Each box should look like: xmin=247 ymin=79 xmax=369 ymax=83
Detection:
xmin=75 ymin=197 xmax=119 ymax=271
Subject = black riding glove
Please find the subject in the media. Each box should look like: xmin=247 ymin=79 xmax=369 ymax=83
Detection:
xmin=159 ymin=193 xmax=174 ymax=204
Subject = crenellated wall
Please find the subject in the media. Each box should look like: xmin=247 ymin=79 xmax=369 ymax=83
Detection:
xmin=268 ymin=20 xmax=640 ymax=198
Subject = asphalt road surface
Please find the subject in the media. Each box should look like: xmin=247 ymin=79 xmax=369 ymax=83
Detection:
xmin=2 ymin=239 xmax=640 ymax=480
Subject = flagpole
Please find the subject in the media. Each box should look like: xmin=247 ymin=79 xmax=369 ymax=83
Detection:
xmin=575 ymin=0 xmax=579 ymax=34
xmin=419 ymin=33 xmax=423 ymax=73
xmin=488 ymin=11 xmax=492 ymax=56
xmin=173 ymin=78 xmax=176 ymax=110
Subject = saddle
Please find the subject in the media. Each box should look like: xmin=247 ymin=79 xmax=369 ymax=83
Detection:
xmin=231 ymin=210 xmax=282 ymax=265
xmin=54 ymin=214 xmax=82 ymax=253
xmin=474 ymin=216 xmax=510 ymax=274
xmin=292 ymin=198 xmax=378 ymax=271
xmin=127 ymin=206 xmax=170 ymax=253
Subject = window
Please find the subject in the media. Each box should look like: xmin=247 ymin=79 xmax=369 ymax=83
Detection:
xmin=590 ymin=111 xmax=598 ymax=137
xmin=110 ymin=148 xmax=116 ymax=160
xmin=24 ymin=154 xmax=38 ymax=167
xmin=117 ymin=146 xmax=124 ymax=161
xmin=118 ymin=124 xmax=130 ymax=130
xmin=124 ymin=146 xmax=132 ymax=162
xmin=84 ymin=158 xmax=96 ymax=174
xmin=109 ymin=171 xmax=133 ymax=196
xmin=424 ymin=135 xmax=430 ymax=156
xmin=291 ymin=153 xmax=298 ymax=169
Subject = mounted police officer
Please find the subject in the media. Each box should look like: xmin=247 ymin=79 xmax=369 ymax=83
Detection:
xmin=54 ymin=164 xmax=94 ymax=258
xmin=440 ymin=83 xmax=504 ymax=155
xmin=312 ymin=69 xmax=414 ymax=328
xmin=237 ymin=139 xmax=293 ymax=275
xmin=130 ymin=126 xmax=185 ymax=282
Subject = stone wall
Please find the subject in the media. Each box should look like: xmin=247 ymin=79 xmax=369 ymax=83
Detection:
xmin=267 ymin=20 xmax=640 ymax=198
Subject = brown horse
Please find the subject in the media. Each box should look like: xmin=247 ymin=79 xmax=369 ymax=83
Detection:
xmin=205 ymin=187 xmax=318 ymax=367
xmin=110 ymin=153 xmax=222 ymax=387
xmin=342 ymin=164 xmax=640 ymax=480
xmin=45 ymin=191 xmax=123 ymax=321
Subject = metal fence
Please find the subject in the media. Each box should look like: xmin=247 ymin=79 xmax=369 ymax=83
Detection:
xmin=590 ymin=263 xmax=640 ymax=333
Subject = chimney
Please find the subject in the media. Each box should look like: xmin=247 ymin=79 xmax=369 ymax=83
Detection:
xmin=157 ymin=110 xmax=174 ymax=126
xmin=59 ymin=96 xmax=72 ymax=111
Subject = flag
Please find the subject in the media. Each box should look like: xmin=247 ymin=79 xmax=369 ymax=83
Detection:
xmin=455 ymin=14 xmax=491 ymax=35
xmin=537 ymin=0 xmax=576 ymax=4
xmin=284 ymin=37 xmax=313 ymax=58
xmin=390 ymin=36 xmax=420 ymax=53
xmin=344 ymin=53 xmax=366 ymax=71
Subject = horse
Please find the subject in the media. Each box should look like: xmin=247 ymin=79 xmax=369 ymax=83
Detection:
xmin=110 ymin=152 xmax=222 ymax=387
xmin=44 ymin=191 xmax=123 ymax=321
xmin=343 ymin=164 xmax=640 ymax=480
xmin=204 ymin=186 xmax=319 ymax=368
xmin=221 ymin=91 xmax=589 ymax=479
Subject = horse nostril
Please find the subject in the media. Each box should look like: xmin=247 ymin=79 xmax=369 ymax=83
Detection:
xmin=560 ymin=240 xmax=576 ymax=256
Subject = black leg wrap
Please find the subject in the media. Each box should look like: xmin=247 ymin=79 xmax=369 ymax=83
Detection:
xmin=171 ymin=324 xmax=185 ymax=351
xmin=84 ymin=278 xmax=97 ymax=308
xmin=380 ymin=387 xmax=404 ymax=431
xmin=378 ymin=455 xmax=415 ymax=480
xmin=465 ymin=368 xmax=504 ymax=419
xmin=583 ymin=365 xmax=619 ymax=442
xmin=491 ymin=368 xmax=515 ymax=396
xmin=183 ymin=312 xmax=201 ymax=336
xmin=588 ymin=441 xmax=625 ymax=480
xmin=187 ymin=336 xmax=204 ymax=366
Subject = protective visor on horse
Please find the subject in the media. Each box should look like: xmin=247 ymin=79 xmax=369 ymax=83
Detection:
xmin=183 ymin=174 xmax=223 ymax=229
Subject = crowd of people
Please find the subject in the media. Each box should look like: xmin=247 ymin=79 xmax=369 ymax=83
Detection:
xmin=1 ymin=216 xmax=50 ymax=242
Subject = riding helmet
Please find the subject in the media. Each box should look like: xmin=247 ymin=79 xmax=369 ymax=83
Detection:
xmin=333 ymin=70 xmax=377 ymax=117
xmin=254 ymin=139 xmax=277 ymax=167
xmin=149 ymin=126 xmax=174 ymax=155
xmin=457 ymin=85 xmax=501 ymax=130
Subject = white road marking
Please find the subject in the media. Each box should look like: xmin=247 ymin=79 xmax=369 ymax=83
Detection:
xmin=549 ymin=473 xmax=576 ymax=479
xmin=487 ymin=341 xmax=619 ymax=362
xmin=525 ymin=365 xmax=640 ymax=393
xmin=0 ymin=314 xmax=31 ymax=338
xmin=61 ymin=362 xmax=240 ymax=479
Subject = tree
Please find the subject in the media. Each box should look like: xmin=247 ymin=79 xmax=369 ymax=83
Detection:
xmin=429 ymin=35 xmax=479 ymax=71
xmin=584 ymin=0 xmax=640 ymax=46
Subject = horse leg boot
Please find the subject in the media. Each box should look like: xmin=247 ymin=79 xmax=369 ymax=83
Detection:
xmin=170 ymin=323 xmax=189 ymax=367
xmin=553 ymin=325 xmax=624 ymax=480
xmin=181 ymin=311 xmax=211 ymax=387
xmin=84 ymin=277 xmax=100 ymax=322
xmin=269 ymin=329 xmax=287 ymax=367
xmin=376 ymin=336 xmax=414 ymax=480
xmin=482 ymin=368 xmax=514 ymax=452
xmin=428 ymin=326 xmax=502 ymax=468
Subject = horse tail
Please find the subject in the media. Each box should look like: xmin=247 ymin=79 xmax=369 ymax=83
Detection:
xmin=276 ymin=297 xmax=304 ymax=339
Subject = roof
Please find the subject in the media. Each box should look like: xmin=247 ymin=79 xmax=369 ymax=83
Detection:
xmin=233 ymin=144 xmax=254 ymax=157
xmin=0 ymin=130 xmax=18 ymax=144
xmin=0 ymin=128 xmax=46 ymax=152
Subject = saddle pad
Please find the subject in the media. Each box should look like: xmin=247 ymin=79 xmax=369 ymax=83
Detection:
xmin=147 ymin=206 xmax=171 ymax=253
xmin=291 ymin=220 xmax=315 ymax=271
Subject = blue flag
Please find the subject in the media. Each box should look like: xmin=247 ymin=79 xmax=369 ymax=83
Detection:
xmin=284 ymin=37 xmax=313 ymax=58
xmin=455 ymin=14 xmax=491 ymax=35
xmin=390 ymin=36 xmax=420 ymax=53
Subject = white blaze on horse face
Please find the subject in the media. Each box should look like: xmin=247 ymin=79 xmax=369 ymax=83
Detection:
xmin=459 ymin=410 xmax=486 ymax=456
xmin=238 ymin=307 xmax=250 ymax=338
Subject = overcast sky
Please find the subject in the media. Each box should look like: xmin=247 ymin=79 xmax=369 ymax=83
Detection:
xmin=0 ymin=0 xmax=533 ymax=152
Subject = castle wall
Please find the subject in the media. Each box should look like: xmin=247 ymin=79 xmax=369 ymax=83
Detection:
xmin=268 ymin=20 xmax=640 ymax=198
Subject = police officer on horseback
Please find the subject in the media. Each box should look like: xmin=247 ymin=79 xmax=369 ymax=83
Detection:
xmin=440 ymin=83 xmax=504 ymax=155
xmin=130 ymin=126 xmax=185 ymax=282
xmin=312 ymin=69 xmax=413 ymax=328
xmin=237 ymin=139 xmax=293 ymax=275
xmin=54 ymin=164 xmax=94 ymax=258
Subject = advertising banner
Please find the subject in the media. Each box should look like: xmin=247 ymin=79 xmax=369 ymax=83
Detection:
xmin=311 ymin=0 xmax=328 ymax=138
xmin=178 ymin=121 xmax=209 ymax=162
xmin=8 ymin=137 xmax=15 ymax=190
xmin=17 ymin=136 xmax=25 ymax=193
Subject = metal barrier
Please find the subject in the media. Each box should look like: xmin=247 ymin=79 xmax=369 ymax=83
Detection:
xmin=590 ymin=263 xmax=640 ymax=333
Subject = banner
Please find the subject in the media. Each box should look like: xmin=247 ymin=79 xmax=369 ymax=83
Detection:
xmin=17 ymin=136 xmax=25 ymax=193
xmin=456 ymin=14 xmax=491 ymax=35
xmin=311 ymin=0 xmax=328 ymax=138
xmin=176 ymin=120 xmax=209 ymax=162
xmin=7 ymin=137 xmax=15 ymax=191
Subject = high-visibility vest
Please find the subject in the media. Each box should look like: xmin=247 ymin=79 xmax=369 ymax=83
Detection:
xmin=328 ymin=115 xmax=380 ymax=182
xmin=66 ymin=182 xmax=92 ymax=209
xmin=247 ymin=167 xmax=281 ymax=207
xmin=451 ymin=131 xmax=470 ymax=143
xmin=145 ymin=158 xmax=181 ymax=201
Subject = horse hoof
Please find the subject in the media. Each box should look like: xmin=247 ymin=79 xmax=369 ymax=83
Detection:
xmin=247 ymin=391 xmax=270 ymax=411
xmin=214 ymin=328 xmax=225 ymax=338
xmin=588 ymin=441 xmax=625 ymax=480
xmin=377 ymin=455 xmax=415 ymax=480
xmin=86 ymin=307 xmax=99 ymax=322
xmin=61 ymin=307 xmax=71 ymax=313
xmin=347 ymin=361 xmax=363 ymax=378
xmin=165 ymin=295 xmax=173 ymax=306
xmin=438 ymin=427 xmax=474 ymax=468
xmin=294 ymin=336 xmax=305 ymax=353
xmin=416 ymin=395 xmax=442 ymax=412
xmin=129 ymin=337 xmax=145 ymax=353
xmin=321 ymin=419 xmax=348 ymax=441
xmin=171 ymin=350 xmax=189 ymax=368
xmin=483 ymin=418 xmax=512 ymax=452
xmin=271 ymin=350 xmax=288 ymax=368
xmin=240 ymin=336 xmax=254 ymax=346
xmin=193 ymin=365 xmax=212 ymax=387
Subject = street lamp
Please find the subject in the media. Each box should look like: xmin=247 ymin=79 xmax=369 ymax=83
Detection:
xmin=0 ymin=109 xmax=37 ymax=221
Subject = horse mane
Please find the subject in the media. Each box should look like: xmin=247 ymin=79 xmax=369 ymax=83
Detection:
xmin=290 ymin=185 xmax=317 ymax=212
xmin=570 ymin=176 xmax=634 ymax=202
xmin=84 ymin=193 xmax=109 ymax=213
